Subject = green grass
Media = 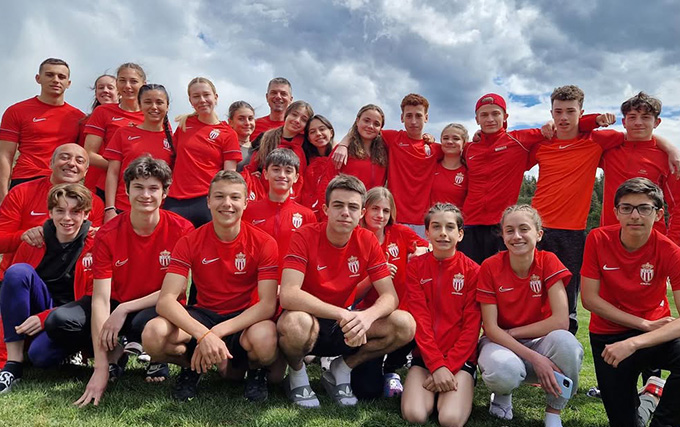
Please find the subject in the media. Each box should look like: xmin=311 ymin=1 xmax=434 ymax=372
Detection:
xmin=2 ymin=294 xmax=677 ymax=427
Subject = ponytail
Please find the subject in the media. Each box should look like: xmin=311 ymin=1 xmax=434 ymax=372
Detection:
xmin=163 ymin=114 xmax=176 ymax=164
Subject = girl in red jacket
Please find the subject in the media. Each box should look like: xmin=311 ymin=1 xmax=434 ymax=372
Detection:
xmin=401 ymin=203 xmax=481 ymax=426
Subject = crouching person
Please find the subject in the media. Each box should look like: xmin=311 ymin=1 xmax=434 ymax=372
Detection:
xmin=276 ymin=174 xmax=415 ymax=407
xmin=142 ymin=171 xmax=281 ymax=402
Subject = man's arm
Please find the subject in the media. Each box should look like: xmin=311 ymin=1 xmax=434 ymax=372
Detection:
xmin=0 ymin=140 xmax=17 ymax=203
xmin=653 ymin=134 xmax=680 ymax=175
xmin=507 ymin=281 xmax=569 ymax=339
xmin=279 ymin=268 xmax=346 ymax=320
xmin=581 ymin=276 xmax=673 ymax=332
xmin=100 ymin=290 xmax=161 ymax=351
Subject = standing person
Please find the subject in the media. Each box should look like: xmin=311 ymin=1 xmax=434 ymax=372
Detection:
xmin=477 ymin=205 xmax=583 ymax=427
xmin=0 ymin=58 xmax=85 ymax=203
xmin=276 ymin=174 xmax=415 ymax=408
xmin=401 ymin=203 xmax=481 ymax=426
xmin=83 ymin=63 xmax=146 ymax=195
xmin=333 ymin=96 xmax=440 ymax=237
xmin=91 ymin=75 xmax=119 ymax=112
xmin=67 ymin=156 xmax=193 ymax=407
xmin=165 ymin=77 xmax=242 ymax=228
xmin=354 ymin=187 xmax=428 ymax=398
xmin=142 ymin=171 xmax=281 ymax=402
xmin=251 ymin=77 xmax=293 ymax=141
xmin=227 ymin=101 xmax=256 ymax=172
xmin=581 ymin=178 xmax=680 ymax=427
xmin=103 ymin=84 xmax=174 ymax=217
xmin=0 ymin=184 xmax=94 ymax=393
xmin=430 ymin=123 xmax=468 ymax=208
xmin=300 ymin=115 xmax=334 ymax=219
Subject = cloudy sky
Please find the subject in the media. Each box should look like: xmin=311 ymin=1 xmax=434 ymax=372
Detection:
xmin=2 ymin=0 xmax=679 ymax=158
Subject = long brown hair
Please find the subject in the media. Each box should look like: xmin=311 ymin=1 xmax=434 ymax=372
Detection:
xmin=347 ymin=104 xmax=387 ymax=167
xmin=256 ymin=100 xmax=314 ymax=169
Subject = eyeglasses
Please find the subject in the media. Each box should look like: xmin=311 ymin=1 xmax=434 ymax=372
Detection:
xmin=616 ymin=204 xmax=658 ymax=216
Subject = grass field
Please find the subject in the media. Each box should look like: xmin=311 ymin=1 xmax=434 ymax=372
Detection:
xmin=1 ymin=295 xmax=676 ymax=427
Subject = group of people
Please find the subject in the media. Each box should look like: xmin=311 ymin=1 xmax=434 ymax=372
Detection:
xmin=0 ymin=57 xmax=678 ymax=427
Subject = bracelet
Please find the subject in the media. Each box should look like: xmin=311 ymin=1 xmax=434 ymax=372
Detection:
xmin=197 ymin=330 xmax=212 ymax=345
xmin=104 ymin=206 xmax=116 ymax=212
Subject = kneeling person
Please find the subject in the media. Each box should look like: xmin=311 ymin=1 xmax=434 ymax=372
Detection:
xmin=143 ymin=171 xmax=280 ymax=402
xmin=277 ymin=174 xmax=416 ymax=408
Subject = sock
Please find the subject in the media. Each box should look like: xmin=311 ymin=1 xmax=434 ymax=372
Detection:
xmin=330 ymin=356 xmax=352 ymax=385
xmin=492 ymin=392 xmax=511 ymax=407
xmin=3 ymin=361 xmax=23 ymax=378
xmin=287 ymin=363 xmax=310 ymax=389
xmin=489 ymin=393 xmax=513 ymax=420
xmin=544 ymin=412 xmax=562 ymax=427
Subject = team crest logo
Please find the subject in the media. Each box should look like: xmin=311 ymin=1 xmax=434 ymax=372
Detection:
xmin=452 ymin=273 xmax=465 ymax=294
xmin=387 ymin=243 xmax=400 ymax=258
xmin=455 ymin=172 xmax=465 ymax=185
xmin=163 ymin=138 xmax=172 ymax=151
xmin=292 ymin=213 xmax=303 ymax=228
xmin=529 ymin=274 xmax=542 ymax=294
xmin=424 ymin=144 xmax=432 ymax=157
xmin=640 ymin=262 xmax=654 ymax=284
xmin=82 ymin=252 xmax=93 ymax=269
xmin=347 ymin=256 xmax=360 ymax=275
xmin=248 ymin=191 xmax=256 ymax=201
xmin=209 ymin=129 xmax=220 ymax=140
xmin=235 ymin=252 xmax=246 ymax=271
xmin=159 ymin=250 xmax=171 ymax=268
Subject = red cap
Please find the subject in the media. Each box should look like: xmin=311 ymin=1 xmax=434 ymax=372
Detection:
xmin=475 ymin=93 xmax=507 ymax=112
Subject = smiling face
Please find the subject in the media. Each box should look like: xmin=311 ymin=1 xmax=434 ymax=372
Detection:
xmin=50 ymin=196 xmax=87 ymax=242
xmin=623 ymin=109 xmax=660 ymax=141
xmin=306 ymin=118 xmax=333 ymax=149
xmin=283 ymin=107 xmax=310 ymax=137
xmin=229 ymin=107 xmax=256 ymax=140
xmin=140 ymin=89 xmax=169 ymax=125
xmin=208 ymin=180 xmax=247 ymax=230
xmin=36 ymin=64 xmax=71 ymax=98
xmin=189 ymin=81 xmax=217 ymax=117
xmin=95 ymin=75 xmax=118 ymax=105
xmin=51 ymin=144 xmax=88 ymax=183
xmin=476 ymin=104 xmax=507 ymax=134
xmin=264 ymin=163 xmax=298 ymax=195
xmin=127 ymin=176 xmax=166 ymax=214
xmin=116 ymin=67 xmax=145 ymax=104
xmin=551 ymin=99 xmax=583 ymax=139
xmin=426 ymin=211 xmax=463 ymax=257
xmin=357 ymin=109 xmax=383 ymax=143
xmin=364 ymin=197 xmax=391 ymax=234
xmin=266 ymin=83 xmax=293 ymax=114
xmin=440 ymin=127 xmax=465 ymax=157
xmin=501 ymin=211 xmax=543 ymax=257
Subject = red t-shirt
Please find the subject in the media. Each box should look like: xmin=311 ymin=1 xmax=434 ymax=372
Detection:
xmin=104 ymin=126 xmax=174 ymax=211
xmin=92 ymin=210 xmax=194 ymax=303
xmin=252 ymin=116 xmax=284 ymax=142
xmin=330 ymin=145 xmax=388 ymax=192
xmin=463 ymin=129 xmax=544 ymax=225
xmin=357 ymin=224 xmax=428 ymax=310
xmin=0 ymin=177 xmax=104 ymax=278
xmin=477 ymin=250 xmax=571 ymax=330
xmin=283 ymin=223 xmax=391 ymax=308
xmin=430 ymin=163 xmax=467 ymax=208
xmin=168 ymin=117 xmax=242 ymax=199
xmin=167 ymin=222 xmax=279 ymax=315
xmin=83 ymin=103 xmax=144 ymax=190
xmin=407 ymin=251 xmax=481 ymax=374
xmin=300 ymin=156 xmax=331 ymax=221
xmin=382 ymin=130 xmax=442 ymax=225
xmin=598 ymin=132 xmax=675 ymax=235
xmin=0 ymin=97 xmax=85 ymax=179
xmin=581 ymin=225 xmax=680 ymax=334
xmin=242 ymin=197 xmax=316 ymax=265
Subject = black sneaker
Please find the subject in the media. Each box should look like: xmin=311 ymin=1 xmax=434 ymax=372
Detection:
xmin=172 ymin=368 xmax=201 ymax=402
xmin=0 ymin=370 xmax=19 ymax=394
xmin=244 ymin=368 xmax=268 ymax=402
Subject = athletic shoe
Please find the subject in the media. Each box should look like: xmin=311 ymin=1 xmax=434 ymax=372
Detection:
xmin=586 ymin=386 xmax=601 ymax=398
xmin=639 ymin=376 xmax=665 ymax=399
xmin=61 ymin=351 xmax=86 ymax=367
xmin=383 ymin=372 xmax=403 ymax=397
xmin=123 ymin=341 xmax=143 ymax=356
xmin=137 ymin=352 xmax=151 ymax=363
xmin=145 ymin=363 xmax=170 ymax=382
xmin=172 ymin=368 xmax=201 ymax=402
xmin=108 ymin=353 xmax=129 ymax=382
xmin=244 ymin=368 xmax=268 ymax=402
xmin=0 ymin=370 xmax=19 ymax=394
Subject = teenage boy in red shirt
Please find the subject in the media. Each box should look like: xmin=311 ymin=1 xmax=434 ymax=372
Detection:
xmin=67 ymin=156 xmax=194 ymax=407
xmin=581 ymin=178 xmax=680 ymax=427
xmin=333 ymin=94 xmax=441 ymax=236
xmin=142 ymin=171 xmax=280 ymax=403
xmin=251 ymin=77 xmax=293 ymax=141
xmin=276 ymin=174 xmax=415 ymax=407
xmin=243 ymin=148 xmax=316 ymax=264
xmin=0 ymin=58 xmax=85 ymax=203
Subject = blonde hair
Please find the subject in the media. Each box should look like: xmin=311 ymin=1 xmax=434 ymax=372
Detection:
xmin=440 ymin=123 xmax=469 ymax=143
xmin=175 ymin=77 xmax=219 ymax=131
xmin=500 ymin=204 xmax=542 ymax=230
xmin=47 ymin=183 xmax=92 ymax=213
xmin=363 ymin=187 xmax=396 ymax=226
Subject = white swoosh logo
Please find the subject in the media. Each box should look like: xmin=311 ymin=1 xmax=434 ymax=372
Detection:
xmin=202 ymin=257 xmax=219 ymax=264
xmin=30 ymin=211 xmax=47 ymax=216
xmin=468 ymin=155 xmax=475 ymax=160
xmin=317 ymin=265 xmax=327 ymax=271
xmin=603 ymin=265 xmax=620 ymax=271
xmin=128 ymin=136 xmax=141 ymax=140
xmin=115 ymin=259 xmax=129 ymax=267
xmin=111 ymin=117 xmax=124 ymax=121
xmin=559 ymin=144 xmax=574 ymax=149
xmin=499 ymin=286 xmax=514 ymax=293
xmin=252 ymin=219 xmax=266 ymax=225
xmin=32 ymin=117 xmax=46 ymax=122
xmin=420 ymin=278 xmax=432 ymax=284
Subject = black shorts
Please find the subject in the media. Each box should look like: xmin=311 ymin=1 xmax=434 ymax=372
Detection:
xmin=412 ymin=357 xmax=478 ymax=384
xmin=310 ymin=317 xmax=361 ymax=357
xmin=184 ymin=306 xmax=248 ymax=370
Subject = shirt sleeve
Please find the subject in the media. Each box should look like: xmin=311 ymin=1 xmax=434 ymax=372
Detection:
xmin=0 ymin=190 xmax=27 ymax=253
xmin=509 ymin=128 xmax=546 ymax=150
xmin=282 ymin=228 xmax=309 ymax=273
xmin=580 ymin=230 xmax=602 ymax=279
xmin=366 ymin=236 xmax=390 ymax=282
xmin=400 ymin=225 xmax=428 ymax=252
xmin=476 ymin=260 xmax=498 ymax=304
xmin=0 ymin=105 xmax=22 ymax=143
xmin=542 ymin=251 xmax=572 ymax=291
xmin=380 ymin=129 xmax=398 ymax=150
xmin=406 ymin=259 xmax=446 ymax=373
xmin=663 ymin=174 xmax=680 ymax=246
xmin=446 ymin=262 xmax=482 ymax=372
xmin=661 ymin=238 xmax=680 ymax=292
xmin=92 ymin=231 xmax=114 ymax=280
xmin=103 ymin=129 xmax=124 ymax=161
xmin=167 ymin=235 xmax=192 ymax=278
xmin=83 ymin=108 xmax=107 ymax=137
xmin=221 ymin=126 xmax=243 ymax=163
xmin=578 ymin=113 xmax=601 ymax=133
xmin=590 ymin=129 xmax=624 ymax=151
xmin=257 ymin=235 xmax=279 ymax=281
